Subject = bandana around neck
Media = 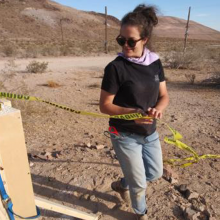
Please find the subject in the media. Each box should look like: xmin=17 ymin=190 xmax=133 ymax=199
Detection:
xmin=118 ymin=48 xmax=159 ymax=66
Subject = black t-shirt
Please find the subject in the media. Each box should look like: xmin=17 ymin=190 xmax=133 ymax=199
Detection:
xmin=101 ymin=56 xmax=165 ymax=136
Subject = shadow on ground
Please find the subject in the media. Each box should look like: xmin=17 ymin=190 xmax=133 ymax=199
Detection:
xmin=32 ymin=173 xmax=134 ymax=220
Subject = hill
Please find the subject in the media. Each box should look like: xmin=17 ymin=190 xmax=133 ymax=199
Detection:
xmin=0 ymin=0 xmax=119 ymax=41
xmin=155 ymin=16 xmax=220 ymax=41
xmin=0 ymin=0 xmax=219 ymax=57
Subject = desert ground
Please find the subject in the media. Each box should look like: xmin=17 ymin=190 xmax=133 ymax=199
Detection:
xmin=0 ymin=1 xmax=220 ymax=219
xmin=0 ymin=53 xmax=220 ymax=220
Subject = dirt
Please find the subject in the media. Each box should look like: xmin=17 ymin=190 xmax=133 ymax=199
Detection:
xmin=0 ymin=56 xmax=220 ymax=220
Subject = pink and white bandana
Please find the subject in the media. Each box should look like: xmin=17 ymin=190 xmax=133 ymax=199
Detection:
xmin=118 ymin=48 xmax=159 ymax=66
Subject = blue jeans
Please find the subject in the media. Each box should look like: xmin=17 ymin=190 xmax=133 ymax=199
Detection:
xmin=110 ymin=130 xmax=163 ymax=215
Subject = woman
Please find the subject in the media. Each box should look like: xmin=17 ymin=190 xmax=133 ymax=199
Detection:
xmin=99 ymin=4 xmax=169 ymax=220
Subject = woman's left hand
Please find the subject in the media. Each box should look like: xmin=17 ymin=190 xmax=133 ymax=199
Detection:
xmin=148 ymin=107 xmax=163 ymax=119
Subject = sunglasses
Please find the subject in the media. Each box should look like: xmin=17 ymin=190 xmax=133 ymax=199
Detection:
xmin=116 ymin=35 xmax=143 ymax=48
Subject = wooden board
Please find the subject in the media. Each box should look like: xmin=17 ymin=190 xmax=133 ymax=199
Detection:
xmin=35 ymin=196 xmax=99 ymax=220
xmin=0 ymin=105 xmax=37 ymax=219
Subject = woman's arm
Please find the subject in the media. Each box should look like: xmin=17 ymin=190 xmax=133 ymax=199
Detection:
xmin=100 ymin=90 xmax=153 ymax=124
xmin=99 ymin=89 xmax=136 ymax=115
xmin=99 ymin=81 xmax=169 ymax=122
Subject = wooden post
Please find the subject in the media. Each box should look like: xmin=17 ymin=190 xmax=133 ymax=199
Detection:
xmin=0 ymin=99 xmax=11 ymax=220
xmin=105 ymin=6 xmax=108 ymax=54
xmin=60 ymin=18 xmax=64 ymax=45
xmin=183 ymin=6 xmax=191 ymax=53
xmin=0 ymin=103 xmax=37 ymax=219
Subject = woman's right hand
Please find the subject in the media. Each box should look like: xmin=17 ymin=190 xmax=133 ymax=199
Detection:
xmin=134 ymin=109 xmax=154 ymax=125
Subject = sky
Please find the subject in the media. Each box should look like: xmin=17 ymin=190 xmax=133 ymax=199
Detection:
xmin=53 ymin=0 xmax=220 ymax=32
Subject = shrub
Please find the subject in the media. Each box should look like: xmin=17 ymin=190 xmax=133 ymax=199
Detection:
xmin=60 ymin=45 xmax=71 ymax=56
xmin=185 ymin=74 xmax=196 ymax=84
xmin=41 ymin=45 xmax=59 ymax=56
xmin=202 ymin=71 xmax=220 ymax=86
xmin=26 ymin=61 xmax=48 ymax=73
xmin=163 ymin=51 xmax=183 ymax=69
xmin=163 ymin=51 xmax=201 ymax=70
xmin=46 ymin=80 xmax=61 ymax=88
xmin=25 ymin=46 xmax=40 ymax=58
xmin=2 ymin=44 xmax=16 ymax=57
xmin=0 ymin=59 xmax=17 ymax=79
xmin=205 ymin=47 xmax=220 ymax=62
xmin=0 ymin=81 xmax=6 ymax=90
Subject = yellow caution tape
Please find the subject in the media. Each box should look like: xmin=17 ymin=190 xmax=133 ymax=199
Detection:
xmin=161 ymin=121 xmax=220 ymax=167
xmin=0 ymin=92 xmax=151 ymax=120
xmin=1 ymin=92 xmax=220 ymax=168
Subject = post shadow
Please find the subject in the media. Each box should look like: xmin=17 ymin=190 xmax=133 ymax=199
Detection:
xmin=32 ymin=173 xmax=135 ymax=220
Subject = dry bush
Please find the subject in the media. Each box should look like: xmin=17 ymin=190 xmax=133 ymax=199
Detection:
xmin=163 ymin=51 xmax=202 ymax=70
xmin=41 ymin=45 xmax=59 ymax=56
xmin=2 ymin=44 xmax=17 ymax=57
xmin=60 ymin=45 xmax=71 ymax=56
xmin=202 ymin=71 xmax=220 ymax=86
xmin=213 ymin=73 xmax=220 ymax=85
xmin=0 ymin=59 xmax=17 ymax=80
xmin=0 ymin=81 xmax=6 ymax=90
xmin=25 ymin=45 xmax=40 ymax=58
xmin=185 ymin=74 xmax=196 ymax=84
xmin=45 ymin=80 xmax=61 ymax=88
xmin=205 ymin=47 xmax=220 ymax=62
xmin=10 ymin=82 xmax=50 ymax=116
xmin=5 ymin=59 xmax=17 ymax=69
xmin=108 ymin=42 xmax=120 ymax=53
xmin=163 ymin=51 xmax=183 ymax=69
xmin=26 ymin=61 xmax=48 ymax=73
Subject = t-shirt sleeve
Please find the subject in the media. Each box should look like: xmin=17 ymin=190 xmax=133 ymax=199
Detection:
xmin=101 ymin=63 xmax=120 ymax=94
xmin=158 ymin=59 xmax=165 ymax=82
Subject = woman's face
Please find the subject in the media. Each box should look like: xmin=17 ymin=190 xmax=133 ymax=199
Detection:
xmin=119 ymin=25 xmax=147 ymax=58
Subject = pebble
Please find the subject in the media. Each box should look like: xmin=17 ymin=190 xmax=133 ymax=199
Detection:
xmin=73 ymin=191 xmax=78 ymax=197
xmin=163 ymin=165 xmax=178 ymax=183
xmin=171 ymin=194 xmax=177 ymax=201
xmin=29 ymin=162 xmax=34 ymax=167
xmin=86 ymin=142 xmax=92 ymax=148
xmin=82 ymin=194 xmax=90 ymax=200
xmin=184 ymin=207 xmax=197 ymax=220
xmin=89 ymin=195 xmax=96 ymax=201
xmin=95 ymin=144 xmax=105 ymax=150
xmin=170 ymin=177 xmax=178 ymax=184
xmin=186 ymin=191 xmax=200 ymax=200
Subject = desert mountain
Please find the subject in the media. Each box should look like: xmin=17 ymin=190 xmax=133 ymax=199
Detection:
xmin=0 ymin=0 xmax=119 ymax=41
xmin=156 ymin=16 xmax=220 ymax=41
xmin=0 ymin=0 xmax=219 ymax=56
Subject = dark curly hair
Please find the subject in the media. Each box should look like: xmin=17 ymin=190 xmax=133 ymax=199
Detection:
xmin=121 ymin=4 xmax=158 ymax=48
